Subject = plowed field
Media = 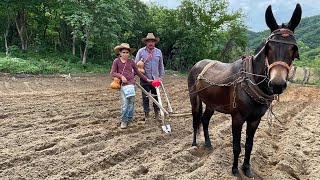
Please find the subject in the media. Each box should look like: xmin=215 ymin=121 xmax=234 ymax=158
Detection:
xmin=1 ymin=74 xmax=319 ymax=179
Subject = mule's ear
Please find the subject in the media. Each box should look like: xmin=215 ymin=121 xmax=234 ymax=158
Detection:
xmin=288 ymin=3 xmax=302 ymax=32
xmin=265 ymin=5 xmax=279 ymax=32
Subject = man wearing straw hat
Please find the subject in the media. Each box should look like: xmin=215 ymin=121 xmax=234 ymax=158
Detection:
xmin=135 ymin=33 xmax=165 ymax=121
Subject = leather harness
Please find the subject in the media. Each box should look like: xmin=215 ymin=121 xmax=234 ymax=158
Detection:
xmin=265 ymin=28 xmax=297 ymax=74
xmin=241 ymin=56 xmax=274 ymax=104
xmin=197 ymin=28 xmax=297 ymax=105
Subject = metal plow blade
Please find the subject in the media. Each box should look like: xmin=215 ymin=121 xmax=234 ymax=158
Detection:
xmin=161 ymin=124 xmax=171 ymax=134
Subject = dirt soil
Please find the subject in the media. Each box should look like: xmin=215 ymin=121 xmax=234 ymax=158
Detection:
xmin=0 ymin=74 xmax=319 ymax=180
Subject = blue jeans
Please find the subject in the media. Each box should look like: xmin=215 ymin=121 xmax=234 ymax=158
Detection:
xmin=120 ymin=86 xmax=135 ymax=122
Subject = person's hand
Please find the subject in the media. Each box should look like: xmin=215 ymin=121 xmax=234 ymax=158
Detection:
xmin=121 ymin=76 xmax=127 ymax=83
xmin=147 ymin=79 xmax=153 ymax=83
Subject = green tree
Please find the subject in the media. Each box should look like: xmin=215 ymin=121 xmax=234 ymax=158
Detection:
xmin=61 ymin=0 xmax=132 ymax=64
xmin=171 ymin=0 xmax=246 ymax=71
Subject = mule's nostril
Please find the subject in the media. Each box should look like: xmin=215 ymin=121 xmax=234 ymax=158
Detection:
xmin=269 ymin=79 xmax=287 ymax=94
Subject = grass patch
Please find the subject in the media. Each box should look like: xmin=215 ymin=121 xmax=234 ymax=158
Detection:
xmin=0 ymin=52 xmax=110 ymax=74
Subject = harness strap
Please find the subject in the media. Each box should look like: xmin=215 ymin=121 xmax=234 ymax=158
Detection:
xmin=197 ymin=61 xmax=218 ymax=80
xmin=242 ymin=57 xmax=274 ymax=104
xmin=268 ymin=39 xmax=297 ymax=46
xmin=265 ymin=58 xmax=292 ymax=73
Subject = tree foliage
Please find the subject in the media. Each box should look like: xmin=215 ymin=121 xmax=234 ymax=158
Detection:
xmin=0 ymin=0 xmax=247 ymax=72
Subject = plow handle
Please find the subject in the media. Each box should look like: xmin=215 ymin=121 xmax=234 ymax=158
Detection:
xmin=136 ymin=83 xmax=169 ymax=115
xmin=160 ymin=82 xmax=174 ymax=113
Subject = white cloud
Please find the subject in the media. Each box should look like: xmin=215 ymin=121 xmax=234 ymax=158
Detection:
xmin=229 ymin=0 xmax=320 ymax=31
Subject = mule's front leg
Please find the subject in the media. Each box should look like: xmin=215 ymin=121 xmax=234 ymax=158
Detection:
xmin=201 ymin=109 xmax=214 ymax=149
xmin=242 ymin=119 xmax=261 ymax=178
xmin=231 ymin=116 xmax=244 ymax=178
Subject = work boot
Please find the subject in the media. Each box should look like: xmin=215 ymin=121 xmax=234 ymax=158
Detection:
xmin=155 ymin=111 xmax=160 ymax=121
xmin=144 ymin=112 xmax=150 ymax=121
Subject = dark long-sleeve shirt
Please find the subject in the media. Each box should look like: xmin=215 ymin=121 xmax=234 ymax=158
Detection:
xmin=110 ymin=58 xmax=148 ymax=86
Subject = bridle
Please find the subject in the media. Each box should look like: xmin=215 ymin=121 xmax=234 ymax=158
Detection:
xmin=264 ymin=28 xmax=298 ymax=74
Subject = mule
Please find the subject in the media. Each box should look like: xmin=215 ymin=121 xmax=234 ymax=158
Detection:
xmin=187 ymin=4 xmax=301 ymax=178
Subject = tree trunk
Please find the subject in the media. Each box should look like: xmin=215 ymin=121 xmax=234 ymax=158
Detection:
xmin=82 ymin=42 xmax=88 ymax=65
xmin=4 ymin=16 xmax=10 ymax=56
xmin=15 ymin=10 xmax=27 ymax=50
xmin=72 ymin=35 xmax=76 ymax=56
xmin=4 ymin=33 xmax=9 ymax=56
xmin=82 ymin=29 xmax=90 ymax=65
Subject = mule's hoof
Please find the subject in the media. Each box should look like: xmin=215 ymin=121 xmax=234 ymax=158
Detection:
xmin=191 ymin=142 xmax=197 ymax=147
xmin=204 ymin=144 xmax=213 ymax=151
xmin=242 ymin=165 xmax=254 ymax=178
xmin=232 ymin=168 xmax=241 ymax=179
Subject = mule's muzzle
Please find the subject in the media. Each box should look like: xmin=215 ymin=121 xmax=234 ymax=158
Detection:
xmin=268 ymin=65 xmax=289 ymax=94
xmin=269 ymin=79 xmax=287 ymax=94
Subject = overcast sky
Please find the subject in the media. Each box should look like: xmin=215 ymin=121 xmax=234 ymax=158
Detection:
xmin=141 ymin=0 xmax=320 ymax=32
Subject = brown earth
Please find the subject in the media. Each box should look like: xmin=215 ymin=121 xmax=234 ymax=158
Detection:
xmin=0 ymin=74 xmax=319 ymax=180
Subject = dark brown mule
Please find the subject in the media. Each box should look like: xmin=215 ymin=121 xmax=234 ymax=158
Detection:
xmin=187 ymin=4 xmax=302 ymax=178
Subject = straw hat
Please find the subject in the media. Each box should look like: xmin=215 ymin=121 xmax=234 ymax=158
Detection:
xmin=141 ymin=33 xmax=160 ymax=44
xmin=114 ymin=43 xmax=135 ymax=54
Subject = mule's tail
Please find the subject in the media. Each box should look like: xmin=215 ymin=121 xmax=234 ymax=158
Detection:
xmin=191 ymin=95 xmax=202 ymax=134
xmin=188 ymin=72 xmax=203 ymax=135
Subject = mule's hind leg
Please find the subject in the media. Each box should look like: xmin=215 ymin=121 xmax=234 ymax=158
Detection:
xmin=190 ymin=95 xmax=202 ymax=146
xmin=201 ymin=108 xmax=214 ymax=149
xmin=242 ymin=119 xmax=261 ymax=178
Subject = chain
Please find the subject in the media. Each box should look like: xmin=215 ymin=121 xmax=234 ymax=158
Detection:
xmin=188 ymin=72 xmax=243 ymax=96
xmin=198 ymin=71 xmax=242 ymax=86
xmin=188 ymin=68 xmax=273 ymax=112
xmin=242 ymin=71 xmax=269 ymax=86
xmin=233 ymin=83 xmax=237 ymax=108
xmin=189 ymin=69 xmax=269 ymax=96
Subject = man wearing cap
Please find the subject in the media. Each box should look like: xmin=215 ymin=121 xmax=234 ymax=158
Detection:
xmin=135 ymin=33 xmax=165 ymax=121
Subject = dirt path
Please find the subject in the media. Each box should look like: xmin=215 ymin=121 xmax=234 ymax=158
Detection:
xmin=0 ymin=74 xmax=319 ymax=179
